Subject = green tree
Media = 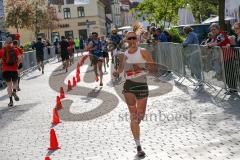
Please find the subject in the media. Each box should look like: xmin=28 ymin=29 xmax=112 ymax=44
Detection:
xmin=188 ymin=0 xmax=218 ymax=23
xmin=188 ymin=0 xmax=225 ymax=30
xmin=28 ymin=0 xmax=58 ymax=40
xmin=5 ymin=0 xmax=34 ymax=33
xmin=132 ymin=0 xmax=186 ymax=28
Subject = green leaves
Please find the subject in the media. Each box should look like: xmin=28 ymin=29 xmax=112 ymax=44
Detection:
xmin=131 ymin=0 xmax=186 ymax=27
xmin=188 ymin=0 xmax=218 ymax=23
xmin=5 ymin=0 xmax=59 ymax=36
xmin=5 ymin=0 xmax=34 ymax=32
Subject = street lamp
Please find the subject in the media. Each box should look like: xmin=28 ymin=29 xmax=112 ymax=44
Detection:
xmin=86 ymin=19 xmax=90 ymax=37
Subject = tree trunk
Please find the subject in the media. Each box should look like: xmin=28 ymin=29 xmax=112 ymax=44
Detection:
xmin=218 ymin=0 xmax=225 ymax=30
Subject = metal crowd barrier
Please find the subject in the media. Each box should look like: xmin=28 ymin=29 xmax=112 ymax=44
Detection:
xmin=140 ymin=42 xmax=240 ymax=97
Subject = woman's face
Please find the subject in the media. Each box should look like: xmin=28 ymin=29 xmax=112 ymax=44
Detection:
xmin=210 ymin=27 xmax=220 ymax=37
xmin=126 ymin=32 xmax=138 ymax=48
xmin=234 ymin=24 xmax=240 ymax=36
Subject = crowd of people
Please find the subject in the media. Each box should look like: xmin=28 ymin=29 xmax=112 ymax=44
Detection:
xmin=182 ymin=22 xmax=240 ymax=95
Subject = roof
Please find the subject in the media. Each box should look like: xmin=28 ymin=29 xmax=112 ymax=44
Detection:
xmin=202 ymin=16 xmax=236 ymax=24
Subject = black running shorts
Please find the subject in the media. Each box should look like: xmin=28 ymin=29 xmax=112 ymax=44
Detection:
xmin=123 ymin=80 xmax=149 ymax=99
xmin=2 ymin=71 xmax=18 ymax=82
xmin=102 ymin=51 xmax=109 ymax=58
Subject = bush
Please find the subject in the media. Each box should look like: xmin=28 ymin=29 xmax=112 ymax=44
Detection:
xmin=168 ymin=28 xmax=185 ymax=43
xmin=22 ymin=43 xmax=32 ymax=52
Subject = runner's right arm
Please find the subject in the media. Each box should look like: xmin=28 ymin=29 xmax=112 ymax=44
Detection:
xmin=113 ymin=54 xmax=125 ymax=77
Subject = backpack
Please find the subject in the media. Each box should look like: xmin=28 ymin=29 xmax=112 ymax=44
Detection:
xmin=3 ymin=48 xmax=16 ymax=66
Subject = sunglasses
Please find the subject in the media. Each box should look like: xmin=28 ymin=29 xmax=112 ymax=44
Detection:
xmin=127 ymin=37 xmax=137 ymax=40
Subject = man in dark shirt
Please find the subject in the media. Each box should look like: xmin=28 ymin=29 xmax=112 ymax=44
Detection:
xmin=60 ymin=36 xmax=70 ymax=72
xmin=53 ymin=38 xmax=61 ymax=62
xmin=32 ymin=37 xmax=45 ymax=74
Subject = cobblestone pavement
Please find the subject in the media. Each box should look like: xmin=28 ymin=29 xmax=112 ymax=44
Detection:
xmin=0 ymin=56 xmax=240 ymax=160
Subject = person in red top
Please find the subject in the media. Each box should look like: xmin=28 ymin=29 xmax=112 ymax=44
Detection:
xmin=0 ymin=37 xmax=22 ymax=107
xmin=13 ymin=40 xmax=23 ymax=91
xmin=67 ymin=37 xmax=75 ymax=65
xmin=207 ymin=23 xmax=237 ymax=95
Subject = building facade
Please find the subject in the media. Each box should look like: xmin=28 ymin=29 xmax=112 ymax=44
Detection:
xmin=120 ymin=0 xmax=134 ymax=27
xmin=2 ymin=0 xmax=111 ymax=43
xmin=50 ymin=0 xmax=110 ymax=41
xmin=225 ymin=0 xmax=240 ymax=22
xmin=111 ymin=0 xmax=121 ymax=28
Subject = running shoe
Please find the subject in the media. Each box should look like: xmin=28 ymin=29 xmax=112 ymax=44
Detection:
xmin=17 ymin=87 xmax=21 ymax=91
xmin=137 ymin=146 xmax=146 ymax=158
xmin=42 ymin=70 xmax=44 ymax=74
xmin=100 ymin=82 xmax=103 ymax=86
xmin=8 ymin=101 xmax=13 ymax=107
xmin=12 ymin=92 xmax=19 ymax=101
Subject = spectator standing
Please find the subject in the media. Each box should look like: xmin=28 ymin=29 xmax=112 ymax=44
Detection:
xmin=156 ymin=28 xmax=168 ymax=42
xmin=183 ymin=26 xmax=199 ymax=47
xmin=74 ymin=38 xmax=80 ymax=55
xmin=207 ymin=23 xmax=237 ymax=95
xmin=232 ymin=22 xmax=240 ymax=47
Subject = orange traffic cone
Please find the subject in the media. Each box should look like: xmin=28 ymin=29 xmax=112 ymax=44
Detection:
xmin=55 ymin=96 xmax=63 ymax=110
xmin=76 ymin=73 xmax=81 ymax=82
xmin=95 ymin=75 xmax=99 ymax=82
xmin=45 ymin=156 xmax=51 ymax=160
xmin=60 ymin=87 xmax=65 ymax=99
xmin=52 ymin=108 xmax=61 ymax=125
xmin=67 ymin=80 xmax=72 ymax=91
xmin=48 ymin=128 xmax=61 ymax=150
xmin=73 ymin=77 xmax=77 ymax=87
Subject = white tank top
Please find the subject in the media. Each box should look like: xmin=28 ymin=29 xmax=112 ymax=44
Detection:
xmin=124 ymin=47 xmax=146 ymax=64
xmin=124 ymin=47 xmax=147 ymax=80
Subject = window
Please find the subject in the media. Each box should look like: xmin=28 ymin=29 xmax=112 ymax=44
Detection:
xmin=63 ymin=8 xmax=71 ymax=19
xmin=66 ymin=0 xmax=74 ymax=4
xmin=51 ymin=0 xmax=64 ymax=5
xmin=77 ymin=7 xmax=85 ymax=17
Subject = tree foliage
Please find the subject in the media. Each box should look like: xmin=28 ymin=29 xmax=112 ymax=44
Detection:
xmin=5 ymin=0 xmax=59 ymax=37
xmin=188 ymin=0 xmax=218 ymax=23
xmin=188 ymin=0 xmax=225 ymax=29
xmin=132 ymin=0 xmax=226 ymax=29
xmin=5 ymin=0 xmax=34 ymax=33
xmin=131 ymin=0 xmax=186 ymax=27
